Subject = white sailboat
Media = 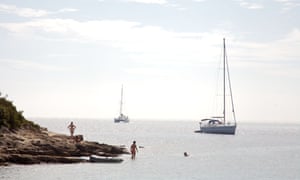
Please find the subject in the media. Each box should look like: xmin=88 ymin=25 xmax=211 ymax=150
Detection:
xmin=114 ymin=85 xmax=129 ymax=123
xmin=196 ymin=38 xmax=237 ymax=135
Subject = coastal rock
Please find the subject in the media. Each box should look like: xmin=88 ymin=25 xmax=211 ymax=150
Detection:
xmin=0 ymin=126 xmax=128 ymax=165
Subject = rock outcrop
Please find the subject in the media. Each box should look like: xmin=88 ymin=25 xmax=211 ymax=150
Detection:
xmin=0 ymin=96 xmax=128 ymax=165
xmin=0 ymin=126 xmax=128 ymax=165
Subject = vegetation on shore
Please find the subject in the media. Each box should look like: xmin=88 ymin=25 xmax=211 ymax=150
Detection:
xmin=0 ymin=97 xmax=39 ymax=130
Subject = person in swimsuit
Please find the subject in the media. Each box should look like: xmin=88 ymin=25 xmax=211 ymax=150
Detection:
xmin=67 ymin=121 xmax=76 ymax=137
xmin=130 ymin=141 xmax=138 ymax=159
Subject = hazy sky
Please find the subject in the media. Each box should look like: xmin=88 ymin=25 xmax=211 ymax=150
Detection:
xmin=0 ymin=0 xmax=300 ymax=123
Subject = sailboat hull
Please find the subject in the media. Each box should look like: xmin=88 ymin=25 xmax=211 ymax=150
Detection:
xmin=114 ymin=114 xmax=129 ymax=123
xmin=199 ymin=125 xmax=236 ymax=135
xmin=114 ymin=118 xmax=129 ymax=123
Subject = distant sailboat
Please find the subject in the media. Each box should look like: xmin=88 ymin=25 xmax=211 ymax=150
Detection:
xmin=114 ymin=85 xmax=129 ymax=123
xmin=196 ymin=38 xmax=237 ymax=135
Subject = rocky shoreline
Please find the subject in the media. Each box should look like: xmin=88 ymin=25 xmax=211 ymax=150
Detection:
xmin=0 ymin=126 xmax=128 ymax=166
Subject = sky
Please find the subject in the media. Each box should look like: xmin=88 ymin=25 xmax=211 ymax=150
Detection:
xmin=0 ymin=0 xmax=300 ymax=123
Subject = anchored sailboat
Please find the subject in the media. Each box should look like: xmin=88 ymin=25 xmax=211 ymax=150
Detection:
xmin=196 ymin=38 xmax=237 ymax=135
xmin=114 ymin=85 xmax=129 ymax=123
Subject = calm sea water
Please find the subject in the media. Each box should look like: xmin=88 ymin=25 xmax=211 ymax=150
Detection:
xmin=1 ymin=119 xmax=300 ymax=180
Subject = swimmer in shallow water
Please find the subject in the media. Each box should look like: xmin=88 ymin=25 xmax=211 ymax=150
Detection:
xmin=184 ymin=152 xmax=189 ymax=157
xmin=130 ymin=141 xmax=138 ymax=159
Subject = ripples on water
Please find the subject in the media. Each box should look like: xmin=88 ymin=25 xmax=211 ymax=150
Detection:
xmin=1 ymin=119 xmax=300 ymax=180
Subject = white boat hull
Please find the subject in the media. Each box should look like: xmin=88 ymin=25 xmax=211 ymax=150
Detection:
xmin=114 ymin=118 xmax=129 ymax=123
xmin=114 ymin=115 xmax=129 ymax=123
xmin=199 ymin=125 xmax=236 ymax=135
xmin=89 ymin=155 xmax=123 ymax=163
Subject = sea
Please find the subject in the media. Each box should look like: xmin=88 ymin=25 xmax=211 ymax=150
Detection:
xmin=1 ymin=119 xmax=300 ymax=180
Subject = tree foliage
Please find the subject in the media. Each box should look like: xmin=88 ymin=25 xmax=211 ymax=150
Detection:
xmin=0 ymin=97 xmax=39 ymax=130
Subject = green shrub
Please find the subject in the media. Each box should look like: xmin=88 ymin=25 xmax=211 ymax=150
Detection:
xmin=0 ymin=98 xmax=40 ymax=130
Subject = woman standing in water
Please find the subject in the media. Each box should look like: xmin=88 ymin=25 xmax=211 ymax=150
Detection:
xmin=130 ymin=141 xmax=138 ymax=159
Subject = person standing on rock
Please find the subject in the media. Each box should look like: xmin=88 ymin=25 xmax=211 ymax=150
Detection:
xmin=67 ymin=121 xmax=76 ymax=137
xmin=130 ymin=141 xmax=138 ymax=160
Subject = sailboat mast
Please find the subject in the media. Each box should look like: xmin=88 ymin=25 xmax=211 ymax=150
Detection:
xmin=223 ymin=38 xmax=226 ymax=124
xmin=120 ymin=85 xmax=123 ymax=115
